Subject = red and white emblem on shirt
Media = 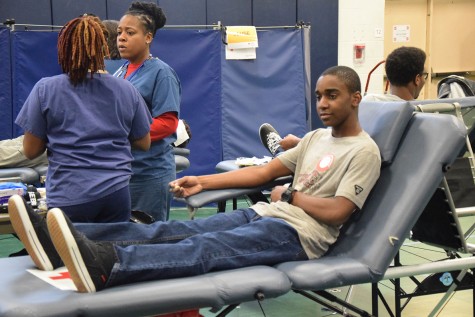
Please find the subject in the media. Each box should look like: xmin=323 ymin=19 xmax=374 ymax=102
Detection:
xmin=316 ymin=154 xmax=334 ymax=173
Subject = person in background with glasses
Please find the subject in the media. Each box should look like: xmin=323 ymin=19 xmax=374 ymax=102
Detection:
xmin=364 ymin=46 xmax=428 ymax=102
xmin=260 ymin=47 xmax=427 ymax=157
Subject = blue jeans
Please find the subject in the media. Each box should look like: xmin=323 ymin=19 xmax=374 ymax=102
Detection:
xmin=129 ymin=173 xmax=174 ymax=222
xmin=58 ymin=186 xmax=131 ymax=223
xmin=75 ymin=208 xmax=308 ymax=288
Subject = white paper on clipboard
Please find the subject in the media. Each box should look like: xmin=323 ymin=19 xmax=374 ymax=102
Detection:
xmin=226 ymin=26 xmax=258 ymax=60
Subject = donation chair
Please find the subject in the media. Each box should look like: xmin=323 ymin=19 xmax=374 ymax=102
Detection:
xmin=380 ymin=99 xmax=475 ymax=317
xmin=186 ymin=100 xmax=466 ymax=315
xmin=0 ymin=168 xmax=40 ymax=185
xmin=411 ymin=96 xmax=475 ymax=155
xmin=0 ymin=148 xmax=189 ymax=190
xmin=275 ymin=101 xmax=468 ymax=316
xmin=32 ymin=165 xmax=48 ymax=184
xmin=174 ymin=147 xmax=191 ymax=174
xmin=0 ymin=100 xmax=466 ymax=317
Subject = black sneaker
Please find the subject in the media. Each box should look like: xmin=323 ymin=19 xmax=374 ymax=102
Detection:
xmin=8 ymin=195 xmax=62 ymax=270
xmin=47 ymin=208 xmax=116 ymax=293
xmin=259 ymin=123 xmax=283 ymax=156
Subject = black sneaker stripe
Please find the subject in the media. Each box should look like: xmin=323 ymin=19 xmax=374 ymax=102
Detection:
xmin=28 ymin=230 xmax=50 ymax=266
xmin=71 ymin=246 xmax=94 ymax=292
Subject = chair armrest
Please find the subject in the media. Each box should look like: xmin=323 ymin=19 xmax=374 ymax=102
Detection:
xmin=185 ymin=175 xmax=293 ymax=208
xmin=175 ymin=156 xmax=190 ymax=173
xmin=173 ymin=147 xmax=190 ymax=157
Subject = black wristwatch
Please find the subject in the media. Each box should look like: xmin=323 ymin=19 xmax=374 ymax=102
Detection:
xmin=281 ymin=187 xmax=297 ymax=204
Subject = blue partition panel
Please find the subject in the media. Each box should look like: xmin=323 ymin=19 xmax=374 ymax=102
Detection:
xmin=0 ymin=27 xmax=12 ymax=139
xmin=9 ymin=28 xmax=308 ymax=177
xmin=11 ymin=31 xmax=61 ymax=137
xmin=151 ymin=30 xmax=222 ymax=176
xmin=221 ymin=28 xmax=308 ymax=160
xmin=10 ymin=29 xmax=222 ymax=176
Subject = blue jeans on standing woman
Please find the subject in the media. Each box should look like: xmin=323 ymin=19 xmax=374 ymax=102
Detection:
xmin=129 ymin=173 xmax=174 ymax=222
xmin=129 ymin=144 xmax=176 ymax=222
xmin=59 ymin=185 xmax=131 ymax=223
xmin=75 ymin=208 xmax=308 ymax=288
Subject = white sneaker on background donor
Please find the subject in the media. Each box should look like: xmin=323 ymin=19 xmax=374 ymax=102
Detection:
xmin=259 ymin=123 xmax=283 ymax=156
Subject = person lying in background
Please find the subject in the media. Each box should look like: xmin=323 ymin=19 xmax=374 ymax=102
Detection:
xmin=0 ymin=135 xmax=48 ymax=168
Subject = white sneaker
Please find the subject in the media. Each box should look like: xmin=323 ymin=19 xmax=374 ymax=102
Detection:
xmin=8 ymin=195 xmax=61 ymax=270
xmin=259 ymin=123 xmax=283 ymax=156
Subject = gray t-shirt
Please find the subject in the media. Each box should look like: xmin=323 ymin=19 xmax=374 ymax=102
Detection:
xmin=252 ymin=128 xmax=381 ymax=259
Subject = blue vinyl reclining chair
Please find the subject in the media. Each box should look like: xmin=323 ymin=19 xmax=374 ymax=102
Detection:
xmin=0 ymin=100 xmax=467 ymax=317
xmin=0 ymin=167 xmax=42 ymax=185
xmin=0 ymin=149 xmax=190 ymax=186
xmin=173 ymin=147 xmax=191 ymax=174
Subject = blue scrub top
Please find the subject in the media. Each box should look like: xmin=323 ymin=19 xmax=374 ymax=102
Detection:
xmin=115 ymin=57 xmax=181 ymax=178
xmin=15 ymin=73 xmax=152 ymax=207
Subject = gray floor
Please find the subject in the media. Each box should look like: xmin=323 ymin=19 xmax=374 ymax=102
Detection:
xmin=0 ymin=198 xmax=473 ymax=316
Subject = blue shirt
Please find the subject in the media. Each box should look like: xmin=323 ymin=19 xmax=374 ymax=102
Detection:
xmin=15 ymin=73 xmax=152 ymax=207
xmin=105 ymin=59 xmax=126 ymax=75
xmin=115 ymin=57 xmax=181 ymax=178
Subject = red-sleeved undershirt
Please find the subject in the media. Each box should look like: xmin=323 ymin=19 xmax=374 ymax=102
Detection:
xmin=150 ymin=112 xmax=178 ymax=141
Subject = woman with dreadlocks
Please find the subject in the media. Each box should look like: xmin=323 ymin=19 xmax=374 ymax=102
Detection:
xmin=114 ymin=2 xmax=181 ymax=221
xmin=15 ymin=15 xmax=152 ymax=223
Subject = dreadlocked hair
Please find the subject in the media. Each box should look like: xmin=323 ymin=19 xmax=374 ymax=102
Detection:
xmin=57 ymin=15 xmax=110 ymax=86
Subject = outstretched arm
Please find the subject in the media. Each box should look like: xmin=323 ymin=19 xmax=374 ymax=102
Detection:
xmin=170 ymin=158 xmax=292 ymax=198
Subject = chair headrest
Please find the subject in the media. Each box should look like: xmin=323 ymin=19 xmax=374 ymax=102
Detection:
xmin=359 ymin=101 xmax=414 ymax=164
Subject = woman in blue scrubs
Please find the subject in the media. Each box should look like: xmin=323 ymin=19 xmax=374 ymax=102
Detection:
xmin=114 ymin=2 xmax=181 ymax=221
xmin=15 ymin=15 xmax=152 ymax=223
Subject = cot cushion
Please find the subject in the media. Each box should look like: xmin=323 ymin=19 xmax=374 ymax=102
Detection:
xmin=0 ymin=256 xmax=291 ymax=317
xmin=0 ymin=168 xmax=39 ymax=184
